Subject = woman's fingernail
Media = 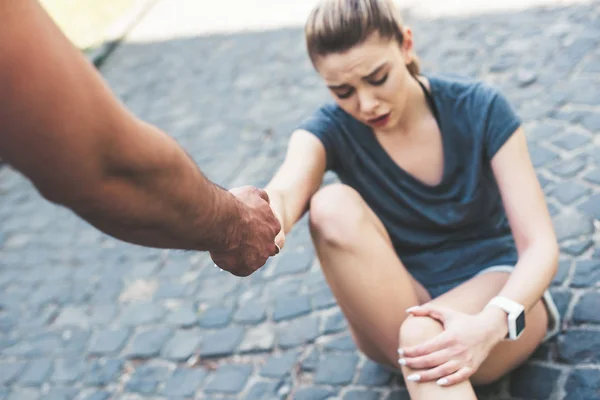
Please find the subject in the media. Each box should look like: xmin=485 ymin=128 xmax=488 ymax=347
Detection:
xmin=437 ymin=378 xmax=448 ymax=386
xmin=406 ymin=306 xmax=419 ymax=313
xmin=398 ymin=358 xmax=406 ymax=366
xmin=397 ymin=348 xmax=404 ymax=356
xmin=407 ymin=374 xmax=420 ymax=382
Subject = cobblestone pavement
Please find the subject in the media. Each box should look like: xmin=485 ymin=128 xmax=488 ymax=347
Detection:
xmin=2 ymin=1 xmax=600 ymax=399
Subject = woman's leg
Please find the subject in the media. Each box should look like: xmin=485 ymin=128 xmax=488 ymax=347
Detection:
xmin=399 ymin=271 xmax=548 ymax=399
xmin=309 ymin=183 xmax=430 ymax=367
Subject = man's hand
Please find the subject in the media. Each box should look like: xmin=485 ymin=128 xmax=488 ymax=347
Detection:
xmin=210 ymin=186 xmax=281 ymax=276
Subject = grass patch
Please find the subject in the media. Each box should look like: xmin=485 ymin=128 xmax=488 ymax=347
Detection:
xmin=40 ymin=0 xmax=138 ymax=52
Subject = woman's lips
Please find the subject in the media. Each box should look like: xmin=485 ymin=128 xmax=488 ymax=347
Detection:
xmin=367 ymin=112 xmax=391 ymax=127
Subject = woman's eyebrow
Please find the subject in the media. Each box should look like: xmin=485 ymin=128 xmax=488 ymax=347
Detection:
xmin=363 ymin=62 xmax=388 ymax=79
xmin=327 ymin=62 xmax=389 ymax=90
xmin=327 ymin=83 xmax=351 ymax=90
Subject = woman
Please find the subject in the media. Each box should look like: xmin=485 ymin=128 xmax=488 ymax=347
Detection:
xmin=264 ymin=0 xmax=560 ymax=398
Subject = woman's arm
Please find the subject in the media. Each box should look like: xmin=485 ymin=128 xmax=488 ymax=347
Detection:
xmin=265 ymin=129 xmax=328 ymax=242
xmin=489 ymin=127 xmax=560 ymax=312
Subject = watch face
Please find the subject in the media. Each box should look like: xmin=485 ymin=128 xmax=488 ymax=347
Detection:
xmin=515 ymin=311 xmax=526 ymax=335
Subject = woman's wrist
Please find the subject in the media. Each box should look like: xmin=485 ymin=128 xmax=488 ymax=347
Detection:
xmin=479 ymin=305 xmax=509 ymax=342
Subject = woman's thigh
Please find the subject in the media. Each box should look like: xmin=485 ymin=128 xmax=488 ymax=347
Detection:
xmin=309 ymin=184 xmax=431 ymax=365
xmin=427 ymin=271 xmax=548 ymax=385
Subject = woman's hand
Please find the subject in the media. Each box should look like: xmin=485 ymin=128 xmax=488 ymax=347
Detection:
xmin=271 ymin=206 xmax=286 ymax=251
xmin=398 ymin=304 xmax=508 ymax=387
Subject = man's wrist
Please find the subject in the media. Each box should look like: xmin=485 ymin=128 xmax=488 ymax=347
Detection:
xmin=218 ymin=190 xmax=247 ymax=253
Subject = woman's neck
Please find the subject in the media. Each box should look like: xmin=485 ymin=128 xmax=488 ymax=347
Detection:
xmin=380 ymin=75 xmax=433 ymax=137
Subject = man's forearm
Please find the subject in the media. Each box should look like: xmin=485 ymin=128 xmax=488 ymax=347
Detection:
xmin=56 ymin=118 xmax=242 ymax=251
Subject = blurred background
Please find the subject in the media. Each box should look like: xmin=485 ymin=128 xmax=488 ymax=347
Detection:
xmin=2 ymin=0 xmax=599 ymax=399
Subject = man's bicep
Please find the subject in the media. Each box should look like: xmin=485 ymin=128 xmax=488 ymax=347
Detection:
xmin=0 ymin=0 xmax=130 ymax=201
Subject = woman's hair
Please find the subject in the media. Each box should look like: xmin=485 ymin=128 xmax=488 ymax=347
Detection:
xmin=305 ymin=0 xmax=420 ymax=76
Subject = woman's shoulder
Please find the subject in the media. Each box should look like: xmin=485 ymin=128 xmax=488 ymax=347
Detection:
xmin=298 ymin=101 xmax=356 ymax=133
xmin=426 ymin=73 xmax=507 ymax=106
xmin=306 ymin=101 xmax=350 ymax=122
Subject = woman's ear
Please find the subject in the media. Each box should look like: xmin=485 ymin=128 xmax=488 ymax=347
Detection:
xmin=400 ymin=26 xmax=415 ymax=64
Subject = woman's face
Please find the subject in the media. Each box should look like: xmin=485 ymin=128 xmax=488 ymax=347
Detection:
xmin=315 ymin=30 xmax=415 ymax=132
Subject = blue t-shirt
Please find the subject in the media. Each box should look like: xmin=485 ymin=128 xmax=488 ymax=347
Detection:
xmin=297 ymin=74 xmax=522 ymax=287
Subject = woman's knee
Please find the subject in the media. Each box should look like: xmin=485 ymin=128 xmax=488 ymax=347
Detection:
xmin=399 ymin=315 xmax=444 ymax=348
xmin=309 ymin=184 xmax=367 ymax=247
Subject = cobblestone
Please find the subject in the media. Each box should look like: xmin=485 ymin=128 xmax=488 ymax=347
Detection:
xmin=51 ymin=358 xmax=85 ymax=384
xmin=233 ymin=302 xmax=267 ymax=325
xmin=357 ymin=360 xmax=394 ymax=386
xmin=204 ymin=364 xmax=253 ymax=394
xmin=19 ymin=359 xmax=53 ymax=387
xmin=572 ymin=292 xmax=600 ymax=324
xmin=343 ymin=390 xmax=381 ymax=400
xmin=509 ymin=364 xmax=562 ymax=399
xmin=243 ymin=381 xmax=284 ymax=400
xmin=1 ymin=0 xmax=599 ymax=399
xmin=84 ymin=359 xmax=123 ymax=387
xmin=81 ymin=392 xmax=110 ymax=400
xmin=124 ymin=364 xmax=170 ymax=395
xmin=557 ymin=329 xmax=600 ymax=364
xmin=239 ymin=324 xmax=275 ymax=353
xmin=272 ymin=295 xmax=311 ymax=322
xmin=124 ymin=328 xmax=172 ymax=359
xmin=294 ymin=387 xmax=337 ymax=400
xmin=163 ymin=303 xmax=198 ymax=328
xmin=161 ymin=367 xmax=207 ymax=397
xmin=260 ymin=350 xmax=300 ymax=379
xmin=87 ymin=328 xmax=130 ymax=356
xmin=571 ymin=260 xmax=600 ymax=287
xmin=314 ymin=353 xmax=359 ymax=385
xmin=277 ymin=316 xmax=320 ymax=349
xmin=198 ymin=326 xmax=245 ymax=358
xmin=197 ymin=305 xmax=234 ymax=328
xmin=41 ymin=387 xmax=78 ymax=400
xmin=564 ymin=368 xmax=600 ymax=400
xmin=160 ymin=329 xmax=201 ymax=361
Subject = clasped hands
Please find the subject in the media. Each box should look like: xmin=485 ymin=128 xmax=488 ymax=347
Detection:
xmin=209 ymin=185 xmax=285 ymax=276
xmin=397 ymin=304 xmax=508 ymax=387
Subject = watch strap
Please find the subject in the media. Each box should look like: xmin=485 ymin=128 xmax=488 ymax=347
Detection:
xmin=487 ymin=296 xmax=524 ymax=314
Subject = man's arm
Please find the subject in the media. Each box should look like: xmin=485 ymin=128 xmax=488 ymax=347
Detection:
xmin=0 ymin=0 xmax=279 ymax=266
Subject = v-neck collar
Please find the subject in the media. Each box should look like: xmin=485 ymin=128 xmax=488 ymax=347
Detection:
xmin=360 ymin=74 xmax=449 ymax=192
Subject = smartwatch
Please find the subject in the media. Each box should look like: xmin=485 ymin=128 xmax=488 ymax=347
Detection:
xmin=486 ymin=296 xmax=526 ymax=340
